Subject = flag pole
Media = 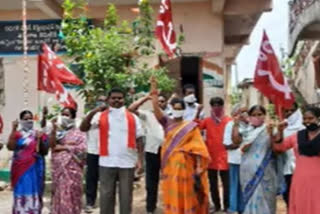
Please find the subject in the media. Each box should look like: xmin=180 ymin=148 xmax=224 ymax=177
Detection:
xmin=37 ymin=48 xmax=43 ymax=128
xmin=22 ymin=0 xmax=29 ymax=108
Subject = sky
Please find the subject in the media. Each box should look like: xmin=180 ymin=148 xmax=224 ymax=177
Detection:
xmin=234 ymin=0 xmax=290 ymax=85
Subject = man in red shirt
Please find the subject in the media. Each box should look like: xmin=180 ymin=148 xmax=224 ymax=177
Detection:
xmin=196 ymin=97 xmax=231 ymax=212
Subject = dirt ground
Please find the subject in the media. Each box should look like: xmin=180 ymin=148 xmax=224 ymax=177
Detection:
xmin=0 ymin=179 xmax=287 ymax=214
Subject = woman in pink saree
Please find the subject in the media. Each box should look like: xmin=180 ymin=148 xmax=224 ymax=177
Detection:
xmin=50 ymin=107 xmax=86 ymax=214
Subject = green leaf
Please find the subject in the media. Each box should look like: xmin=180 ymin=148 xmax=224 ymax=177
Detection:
xmin=61 ymin=0 xmax=174 ymax=106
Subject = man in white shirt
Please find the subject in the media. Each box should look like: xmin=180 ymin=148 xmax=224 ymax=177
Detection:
xmin=223 ymin=104 xmax=249 ymax=213
xmin=182 ymin=84 xmax=204 ymax=121
xmin=80 ymin=88 xmax=144 ymax=214
xmin=128 ymin=93 xmax=169 ymax=214
xmin=80 ymin=95 xmax=107 ymax=213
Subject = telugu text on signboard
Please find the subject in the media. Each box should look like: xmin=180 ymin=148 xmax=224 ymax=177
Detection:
xmin=0 ymin=19 xmax=65 ymax=55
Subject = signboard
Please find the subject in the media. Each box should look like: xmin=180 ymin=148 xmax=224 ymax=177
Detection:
xmin=203 ymin=72 xmax=224 ymax=88
xmin=0 ymin=19 xmax=65 ymax=55
xmin=202 ymin=61 xmax=224 ymax=88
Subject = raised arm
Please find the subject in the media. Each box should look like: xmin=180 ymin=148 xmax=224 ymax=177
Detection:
xmin=270 ymin=122 xmax=294 ymax=153
xmin=269 ymin=121 xmax=285 ymax=144
xmin=49 ymin=120 xmax=68 ymax=152
xmin=49 ymin=119 xmax=58 ymax=149
xmin=273 ymin=134 xmax=296 ymax=153
xmin=231 ymin=119 xmax=243 ymax=145
xmin=150 ymin=76 xmax=164 ymax=121
xmin=7 ymin=120 xmax=19 ymax=151
xmin=37 ymin=131 xmax=49 ymax=155
xmin=128 ymin=95 xmax=151 ymax=114
xmin=224 ymin=122 xmax=240 ymax=150
xmin=40 ymin=106 xmax=48 ymax=128
xmin=195 ymin=104 xmax=204 ymax=120
xmin=80 ymin=105 xmax=105 ymax=132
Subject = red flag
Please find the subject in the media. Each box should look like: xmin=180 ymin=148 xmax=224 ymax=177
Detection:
xmin=38 ymin=44 xmax=83 ymax=91
xmin=38 ymin=43 xmax=80 ymax=109
xmin=56 ymin=82 xmax=77 ymax=110
xmin=155 ymin=0 xmax=177 ymax=57
xmin=254 ymin=31 xmax=295 ymax=118
xmin=38 ymin=54 xmax=57 ymax=93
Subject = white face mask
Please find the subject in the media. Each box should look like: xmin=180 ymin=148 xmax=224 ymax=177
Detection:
xmin=57 ymin=115 xmax=75 ymax=130
xmin=172 ymin=110 xmax=185 ymax=119
xmin=184 ymin=94 xmax=197 ymax=104
xmin=20 ymin=120 xmax=34 ymax=132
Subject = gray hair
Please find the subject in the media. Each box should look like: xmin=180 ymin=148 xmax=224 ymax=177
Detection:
xmin=231 ymin=103 xmax=243 ymax=116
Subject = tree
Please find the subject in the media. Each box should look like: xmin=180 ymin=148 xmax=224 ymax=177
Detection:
xmin=61 ymin=0 xmax=175 ymax=105
xmin=230 ymin=87 xmax=241 ymax=106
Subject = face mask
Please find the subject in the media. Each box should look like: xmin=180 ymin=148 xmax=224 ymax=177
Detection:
xmin=20 ymin=120 xmax=34 ymax=131
xmin=96 ymin=101 xmax=105 ymax=107
xmin=184 ymin=94 xmax=197 ymax=104
xmin=172 ymin=110 xmax=184 ymax=119
xmin=249 ymin=116 xmax=265 ymax=127
xmin=305 ymin=123 xmax=320 ymax=132
xmin=239 ymin=121 xmax=249 ymax=129
xmin=211 ymin=107 xmax=224 ymax=118
xmin=59 ymin=116 xmax=75 ymax=130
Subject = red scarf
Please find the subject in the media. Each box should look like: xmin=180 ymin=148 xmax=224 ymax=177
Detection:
xmin=99 ymin=109 xmax=136 ymax=156
xmin=211 ymin=107 xmax=225 ymax=124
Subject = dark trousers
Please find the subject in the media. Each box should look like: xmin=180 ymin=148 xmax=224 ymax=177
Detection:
xmin=85 ymin=153 xmax=99 ymax=206
xmin=283 ymin=174 xmax=293 ymax=206
xmin=208 ymin=169 xmax=229 ymax=211
xmin=145 ymin=151 xmax=161 ymax=212
xmin=100 ymin=167 xmax=135 ymax=214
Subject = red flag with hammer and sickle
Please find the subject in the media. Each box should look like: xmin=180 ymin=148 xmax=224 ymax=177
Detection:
xmin=254 ymin=31 xmax=295 ymax=118
xmin=38 ymin=43 xmax=81 ymax=109
xmin=155 ymin=0 xmax=177 ymax=57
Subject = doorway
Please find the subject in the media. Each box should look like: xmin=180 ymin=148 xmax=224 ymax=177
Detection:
xmin=160 ymin=55 xmax=203 ymax=103
xmin=181 ymin=57 xmax=202 ymax=103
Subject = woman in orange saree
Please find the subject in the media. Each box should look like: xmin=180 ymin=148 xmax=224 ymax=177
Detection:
xmin=150 ymin=77 xmax=210 ymax=214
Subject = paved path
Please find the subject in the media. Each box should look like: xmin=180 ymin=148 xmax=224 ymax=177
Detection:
xmin=0 ymin=180 xmax=287 ymax=214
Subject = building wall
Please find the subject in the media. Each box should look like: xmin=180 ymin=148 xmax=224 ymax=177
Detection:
xmin=294 ymin=42 xmax=320 ymax=104
xmin=240 ymin=84 xmax=268 ymax=108
xmin=202 ymin=59 xmax=224 ymax=115
xmin=102 ymin=2 xmax=223 ymax=54
xmin=0 ymin=56 xmax=85 ymax=165
xmin=0 ymin=2 xmax=226 ymax=164
xmin=0 ymin=2 xmax=224 ymax=54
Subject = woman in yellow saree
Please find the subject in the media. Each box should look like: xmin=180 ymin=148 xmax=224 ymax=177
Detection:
xmin=150 ymin=77 xmax=210 ymax=214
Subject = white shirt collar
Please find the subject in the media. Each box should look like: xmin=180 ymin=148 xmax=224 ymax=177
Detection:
xmin=109 ymin=106 xmax=125 ymax=111
xmin=109 ymin=106 xmax=125 ymax=114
